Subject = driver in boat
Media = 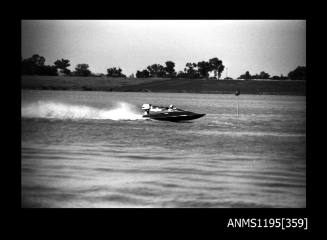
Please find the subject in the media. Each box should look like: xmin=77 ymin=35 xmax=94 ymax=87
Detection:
xmin=168 ymin=105 xmax=175 ymax=111
xmin=143 ymin=104 xmax=151 ymax=115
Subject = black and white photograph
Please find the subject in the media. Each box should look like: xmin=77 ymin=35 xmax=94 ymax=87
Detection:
xmin=21 ymin=20 xmax=306 ymax=209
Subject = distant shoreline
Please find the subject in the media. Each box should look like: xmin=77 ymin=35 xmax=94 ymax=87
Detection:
xmin=21 ymin=75 xmax=306 ymax=96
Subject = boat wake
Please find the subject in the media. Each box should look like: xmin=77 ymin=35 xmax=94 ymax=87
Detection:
xmin=21 ymin=101 xmax=144 ymax=120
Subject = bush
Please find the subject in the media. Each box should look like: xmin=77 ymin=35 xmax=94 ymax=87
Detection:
xmin=288 ymin=66 xmax=306 ymax=80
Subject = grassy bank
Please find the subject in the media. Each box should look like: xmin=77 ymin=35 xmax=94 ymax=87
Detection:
xmin=21 ymin=75 xmax=306 ymax=95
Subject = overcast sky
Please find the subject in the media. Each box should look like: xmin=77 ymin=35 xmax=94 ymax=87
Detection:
xmin=22 ymin=20 xmax=306 ymax=78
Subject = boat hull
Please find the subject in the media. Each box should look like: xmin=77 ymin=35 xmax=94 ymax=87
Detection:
xmin=143 ymin=112 xmax=205 ymax=122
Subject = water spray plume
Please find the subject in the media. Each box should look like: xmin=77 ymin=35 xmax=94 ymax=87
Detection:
xmin=21 ymin=101 xmax=143 ymax=120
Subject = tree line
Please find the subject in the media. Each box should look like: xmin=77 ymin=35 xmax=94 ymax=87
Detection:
xmin=21 ymin=54 xmax=125 ymax=77
xmin=21 ymin=54 xmax=306 ymax=80
xmin=21 ymin=54 xmax=225 ymax=79
xmin=237 ymin=67 xmax=306 ymax=80
xmin=22 ymin=54 xmax=85 ymax=76
xmin=136 ymin=57 xmax=225 ymax=79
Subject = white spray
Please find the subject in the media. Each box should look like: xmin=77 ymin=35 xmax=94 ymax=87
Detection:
xmin=21 ymin=101 xmax=144 ymax=120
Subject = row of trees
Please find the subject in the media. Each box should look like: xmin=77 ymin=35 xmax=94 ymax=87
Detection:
xmin=21 ymin=54 xmax=90 ymax=76
xmin=237 ymin=66 xmax=306 ymax=80
xmin=136 ymin=58 xmax=225 ymax=79
xmin=21 ymin=54 xmax=127 ymax=77
xmin=136 ymin=61 xmax=176 ymax=78
xmin=238 ymin=71 xmax=271 ymax=80
xmin=22 ymin=55 xmax=225 ymax=79
xmin=22 ymin=54 xmax=306 ymax=80
xmin=21 ymin=55 xmax=58 ymax=76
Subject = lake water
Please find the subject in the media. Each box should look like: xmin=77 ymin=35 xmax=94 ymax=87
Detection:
xmin=21 ymin=90 xmax=306 ymax=208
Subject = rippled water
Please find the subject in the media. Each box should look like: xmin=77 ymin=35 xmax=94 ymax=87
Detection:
xmin=21 ymin=90 xmax=306 ymax=208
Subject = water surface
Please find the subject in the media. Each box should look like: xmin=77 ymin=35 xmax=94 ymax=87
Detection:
xmin=21 ymin=90 xmax=306 ymax=208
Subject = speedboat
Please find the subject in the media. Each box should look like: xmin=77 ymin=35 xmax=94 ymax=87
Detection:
xmin=141 ymin=104 xmax=205 ymax=122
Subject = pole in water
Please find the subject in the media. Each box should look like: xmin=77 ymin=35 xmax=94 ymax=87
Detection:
xmin=235 ymin=89 xmax=240 ymax=116
xmin=237 ymin=96 xmax=239 ymax=116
